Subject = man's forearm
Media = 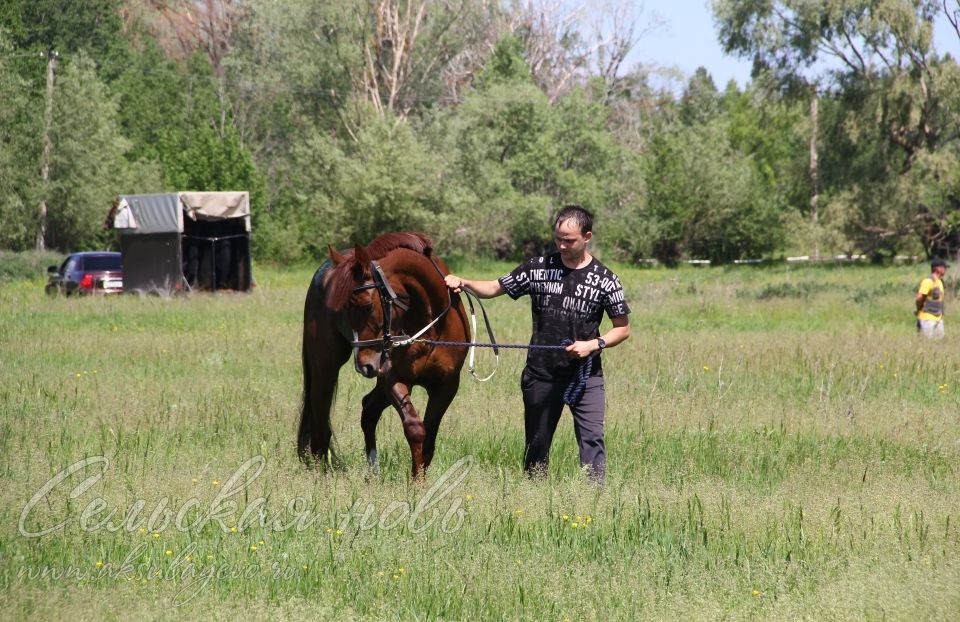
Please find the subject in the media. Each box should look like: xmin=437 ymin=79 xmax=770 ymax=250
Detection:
xmin=461 ymin=279 xmax=505 ymax=298
xmin=444 ymin=274 xmax=505 ymax=299
xmin=600 ymin=325 xmax=630 ymax=349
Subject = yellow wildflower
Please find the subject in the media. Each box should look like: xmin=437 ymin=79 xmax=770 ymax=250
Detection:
xmin=95 ymin=560 xmax=104 ymax=568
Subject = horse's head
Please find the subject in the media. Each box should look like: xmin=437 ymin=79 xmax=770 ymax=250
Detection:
xmin=328 ymin=244 xmax=398 ymax=378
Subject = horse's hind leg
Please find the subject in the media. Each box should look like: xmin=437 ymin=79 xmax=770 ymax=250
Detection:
xmin=298 ymin=366 xmax=340 ymax=468
xmin=298 ymin=327 xmax=349 ymax=469
xmin=361 ymin=383 xmax=391 ymax=475
xmin=421 ymin=375 xmax=461 ymax=470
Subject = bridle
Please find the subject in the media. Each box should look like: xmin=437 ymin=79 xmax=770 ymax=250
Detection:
xmin=349 ymin=258 xmax=453 ymax=374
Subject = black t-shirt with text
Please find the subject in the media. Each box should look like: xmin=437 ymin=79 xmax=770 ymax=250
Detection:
xmin=498 ymin=253 xmax=630 ymax=381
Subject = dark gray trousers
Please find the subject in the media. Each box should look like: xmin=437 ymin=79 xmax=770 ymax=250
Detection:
xmin=520 ymin=369 xmax=606 ymax=482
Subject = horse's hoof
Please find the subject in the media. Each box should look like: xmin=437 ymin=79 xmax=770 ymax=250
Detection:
xmin=365 ymin=450 xmax=381 ymax=478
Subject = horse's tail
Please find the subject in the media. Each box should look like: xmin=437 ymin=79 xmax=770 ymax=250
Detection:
xmin=297 ymin=270 xmax=339 ymax=468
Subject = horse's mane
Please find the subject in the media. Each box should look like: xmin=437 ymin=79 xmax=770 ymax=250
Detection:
xmin=326 ymin=232 xmax=434 ymax=311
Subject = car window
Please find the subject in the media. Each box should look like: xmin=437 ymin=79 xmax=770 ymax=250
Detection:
xmin=84 ymin=255 xmax=122 ymax=271
xmin=64 ymin=257 xmax=79 ymax=273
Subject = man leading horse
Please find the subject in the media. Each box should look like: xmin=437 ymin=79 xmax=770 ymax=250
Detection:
xmin=445 ymin=205 xmax=630 ymax=484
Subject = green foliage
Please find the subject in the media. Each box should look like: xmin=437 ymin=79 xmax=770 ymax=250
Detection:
xmin=44 ymin=51 xmax=161 ymax=251
xmin=475 ymin=35 xmax=533 ymax=89
xmin=680 ymin=67 xmax=720 ymax=126
xmin=449 ymin=42 xmax=640 ymax=259
xmin=0 ymin=30 xmax=38 ymax=251
xmin=111 ymin=40 xmax=189 ymax=166
xmin=0 ymin=249 xmax=63 ymax=282
xmin=338 ymin=118 xmax=453 ymax=244
xmin=0 ymin=0 xmax=126 ymax=85
xmin=161 ymin=122 xmax=261 ymax=195
xmin=713 ymin=0 xmax=960 ymax=259
xmin=0 ymin=0 xmax=958 ymax=268
xmin=721 ymin=82 xmax=806 ymax=204
xmin=641 ymin=120 xmax=784 ymax=265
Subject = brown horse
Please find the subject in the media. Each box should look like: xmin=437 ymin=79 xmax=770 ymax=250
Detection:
xmin=297 ymin=232 xmax=469 ymax=478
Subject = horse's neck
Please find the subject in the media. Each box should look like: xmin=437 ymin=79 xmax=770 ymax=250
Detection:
xmin=393 ymin=258 xmax=445 ymax=318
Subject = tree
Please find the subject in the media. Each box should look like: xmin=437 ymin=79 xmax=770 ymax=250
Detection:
xmin=45 ymin=52 xmax=161 ymax=251
xmin=0 ymin=30 xmax=38 ymax=251
xmin=713 ymin=0 xmax=960 ymax=258
xmin=680 ymin=67 xmax=720 ymax=126
xmin=0 ymin=0 xmax=127 ymax=87
xmin=641 ymin=120 xmax=783 ymax=265
xmin=442 ymin=35 xmax=639 ymax=259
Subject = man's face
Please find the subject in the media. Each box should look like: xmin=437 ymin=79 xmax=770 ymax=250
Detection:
xmin=935 ymin=265 xmax=947 ymax=278
xmin=554 ymin=219 xmax=591 ymax=260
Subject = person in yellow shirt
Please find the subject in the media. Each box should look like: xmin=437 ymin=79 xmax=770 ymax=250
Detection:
xmin=916 ymin=259 xmax=949 ymax=338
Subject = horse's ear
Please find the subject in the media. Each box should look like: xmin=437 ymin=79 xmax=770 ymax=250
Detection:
xmin=329 ymin=245 xmax=346 ymax=265
xmin=352 ymin=245 xmax=370 ymax=280
xmin=354 ymin=244 xmax=370 ymax=266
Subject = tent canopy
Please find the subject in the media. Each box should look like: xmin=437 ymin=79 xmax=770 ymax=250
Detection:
xmin=113 ymin=192 xmax=251 ymax=234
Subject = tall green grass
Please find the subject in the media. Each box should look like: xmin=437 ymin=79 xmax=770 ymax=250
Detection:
xmin=1 ymin=262 xmax=958 ymax=620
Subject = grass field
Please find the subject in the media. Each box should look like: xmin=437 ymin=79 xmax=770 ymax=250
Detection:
xmin=2 ymin=260 xmax=959 ymax=621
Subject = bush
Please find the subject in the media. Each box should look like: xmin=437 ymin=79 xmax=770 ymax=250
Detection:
xmin=0 ymin=250 xmax=65 ymax=282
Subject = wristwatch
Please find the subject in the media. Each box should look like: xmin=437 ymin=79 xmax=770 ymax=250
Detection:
xmin=596 ymin=337 xmax=606 ymax=351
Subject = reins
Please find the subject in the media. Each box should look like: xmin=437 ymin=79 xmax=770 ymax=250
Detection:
xmin=348 ymin=255 xmax=597 ymax=401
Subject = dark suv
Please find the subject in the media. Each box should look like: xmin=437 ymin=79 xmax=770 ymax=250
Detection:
xmin=46 ymin=252 xmax=123 ymax=296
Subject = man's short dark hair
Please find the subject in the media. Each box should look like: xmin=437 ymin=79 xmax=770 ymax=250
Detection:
xmin=932 ymin=258 xmax=950 ymax=270
xmin=554 ymin=205 xmax=593 ymax=234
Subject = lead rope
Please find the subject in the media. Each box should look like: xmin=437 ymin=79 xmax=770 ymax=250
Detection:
xmin=459 ymin=287 xmax=500 ymax=382
xmin=559 ymin=339 xmax=593 ymax=406
xmin=401 ymin=256 xmax=591 ymax=396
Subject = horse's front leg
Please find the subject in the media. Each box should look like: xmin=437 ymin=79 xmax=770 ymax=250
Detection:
xmin=361 ymin=380 xmax=391 ymax=476
xmin=381 ymin=370 xmax=427 ymax=479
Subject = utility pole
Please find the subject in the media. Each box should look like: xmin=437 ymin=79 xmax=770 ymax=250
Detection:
xmin=809 ymin=85 xmax=818 ymax=226
xmin=36 ymin=50 xmax=57 ymax=251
